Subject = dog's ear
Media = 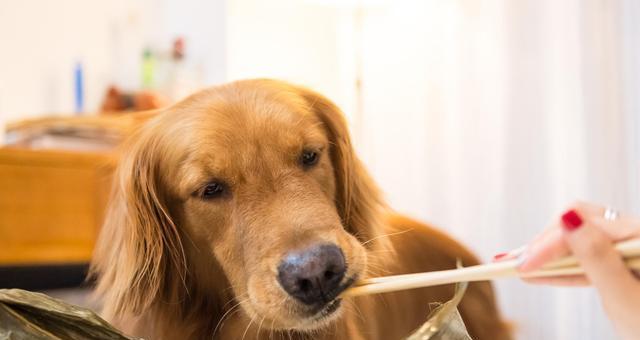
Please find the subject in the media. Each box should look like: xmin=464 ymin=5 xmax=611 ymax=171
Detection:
xmin=296 ymin=86 xmax=391 ymax=252
xmin=90 ymin=119 xmax=186 ymax=318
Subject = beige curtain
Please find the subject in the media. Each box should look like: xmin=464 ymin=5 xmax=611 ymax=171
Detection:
xmin=357 ymin=0 xmax=639 ymax=338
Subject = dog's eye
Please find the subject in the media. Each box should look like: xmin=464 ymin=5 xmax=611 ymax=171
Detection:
xmin=202 ymin=182 xmax=226 ymax=199
xmin=300 ymin=150 xmax=319 ymax=168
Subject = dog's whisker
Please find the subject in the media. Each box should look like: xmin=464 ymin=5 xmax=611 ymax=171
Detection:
xmin=213 ymin=297 xmax=251 ymax=337
xmin=349 ymin=300 xmax=366 ymax=324
xmin=365 ymin=249 xmax=396 ymax=255
xmin=255 ymin=315 xmax=267 ymax=340
xmin=220 ymin=292 xmax=249 ymax=311
xmin=361 ymin=228 xmax=413 ymax=247
xmin=269 ymin=317 xmax=277 ymax=340
xmin=213 ymin=306 xmax=242 ymax=337
xmin=181 ymin=229 xmax=200 ymax=252
xmin=365 ymin=263 xmax=392 ymax=276
xmin=359 ymin=259 xmax=391 ymax=277
xmin=241 ymin=317 xmax=255 ymax=340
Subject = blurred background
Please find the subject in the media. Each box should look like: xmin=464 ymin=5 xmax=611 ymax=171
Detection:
xmin=1 ymin=0 xmax=639 ymax=339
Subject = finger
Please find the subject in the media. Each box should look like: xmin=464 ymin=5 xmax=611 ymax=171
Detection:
xmin=492 ymin=245 xmax=526 ymax=262
xmin=575 ymin=202 xmax=640 ymax=240
xmin=519 ymin=227 xmax=570 ymax=272
xmin=520 ymin=203 xmax=640 ymax=271
xmin=572 ymin=201 xmax=602 ymax=214
xmin=561 ymin=209 xmax=639 ymax=300
xmin=522 ymin=274 xmax=589 ymax=286
xmin=591 ymin=215 xmax=640 ymax=240
xmin=499 ymin=202 xmax=595 ymax=265
xmin=493 ymin=227 xmax=555 ymax=262
xmin=523 ymin=201 xmax=604 ymax=265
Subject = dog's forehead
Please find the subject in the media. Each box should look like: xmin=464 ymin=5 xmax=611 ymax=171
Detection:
xmin=176 ymin=88 xmax=329 ymax=187
xmin=196 ymin=92 xmax=327 ymax=151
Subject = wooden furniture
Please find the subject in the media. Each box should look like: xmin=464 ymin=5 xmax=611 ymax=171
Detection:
xmin=0 ymin=148 xmax=116 ymax=265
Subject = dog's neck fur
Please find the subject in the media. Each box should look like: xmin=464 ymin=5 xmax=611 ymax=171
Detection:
xmin=111 ymin=256 xmax=227 ymax=339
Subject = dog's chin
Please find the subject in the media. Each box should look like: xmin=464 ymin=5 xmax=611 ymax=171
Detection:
xmin=294 ymin=298 xmax=345 ymax=330
xmin=279 ymin=299 xmax=343 ymax=332
xmin=248 ymin=297 xmax=344 ymax=332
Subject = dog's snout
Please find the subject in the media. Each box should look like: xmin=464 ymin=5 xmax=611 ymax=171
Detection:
xmin=277 ymin=244 xmax=346 ymax=305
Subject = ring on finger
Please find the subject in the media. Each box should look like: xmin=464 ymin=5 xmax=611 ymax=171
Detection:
xmin=604 ymin=207 xmax=620 ymax=221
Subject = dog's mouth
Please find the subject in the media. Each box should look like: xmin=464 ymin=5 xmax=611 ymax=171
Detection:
xmin=312 ymin=298 xmax=342 ymax=320
xmin=307 ymin=275 xmax=356 ymax=320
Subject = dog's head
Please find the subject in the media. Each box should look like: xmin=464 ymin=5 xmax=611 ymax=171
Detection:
xmin=92 ymin=79 xmax=391 ymax=330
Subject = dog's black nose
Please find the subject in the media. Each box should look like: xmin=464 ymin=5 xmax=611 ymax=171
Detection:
xmin=277 ymin=243 xmax=346 ymax=305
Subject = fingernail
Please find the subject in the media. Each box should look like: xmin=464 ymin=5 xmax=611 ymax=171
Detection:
xmin=508 ymin=245 xmax=527 ymax=258
xmin=493 ymin=252 xmax=507 ymax=260
xmin=516 ymin=253 xmax=528 ymax=267
xmin=561 ymin=209 xmax=583 ymax=231
xmin=493 ymin=245 xmax=527 ymax=261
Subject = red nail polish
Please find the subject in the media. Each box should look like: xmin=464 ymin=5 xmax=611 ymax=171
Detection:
xmin=561 ymin=209 xmax=583 ymax=231
xmin=493 ymin=252 xmax=507 ymax=260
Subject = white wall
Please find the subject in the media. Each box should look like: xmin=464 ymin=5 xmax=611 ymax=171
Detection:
xmin=163 ymin=0 xmax=227 ymax=86
xmin=0 ymin=0 xmax=348 ymax=139
xmin=622 ymin=0 xmax=640 ymax=216
xmin=0 ymin=0 xmax=227 ymax=138
xmin=225 ymin=0 xmax=354 ymax=117
xmin=0 ymin=0 xmax=126 ymax=120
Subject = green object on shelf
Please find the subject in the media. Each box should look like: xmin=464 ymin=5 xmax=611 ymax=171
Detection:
xmin=141 ymin=48 xmax=155 ymax=89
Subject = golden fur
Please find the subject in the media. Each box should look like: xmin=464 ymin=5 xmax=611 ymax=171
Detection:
xmin=90 ymin=79 xmax=511 ymax=339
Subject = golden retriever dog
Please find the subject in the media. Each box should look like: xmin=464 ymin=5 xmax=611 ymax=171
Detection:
xmin=90 ymin=79 xmax=511 ymax=340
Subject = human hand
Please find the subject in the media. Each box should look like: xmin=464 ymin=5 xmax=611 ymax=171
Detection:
xmin=495 ymin=202 xmax=640 ymax=339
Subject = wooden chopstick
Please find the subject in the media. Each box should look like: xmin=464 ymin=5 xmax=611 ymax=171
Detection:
xmin=343 ymin=238 xmax=640 ymax=298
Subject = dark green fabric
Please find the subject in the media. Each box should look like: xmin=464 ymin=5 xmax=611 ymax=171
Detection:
xmin=0 ymin=289 xmax=138 ymax=340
